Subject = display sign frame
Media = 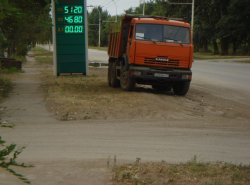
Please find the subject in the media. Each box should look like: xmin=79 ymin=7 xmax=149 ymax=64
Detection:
xmin=52 ymin=0 xmax=88 ymax=76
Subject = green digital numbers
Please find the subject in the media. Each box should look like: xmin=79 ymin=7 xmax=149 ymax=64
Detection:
xmin=64 ymin=6 xmax=83 ymax=14
xmin=65 ymin=26 xmax=83 ymax=33
xmin=64 ymin=16 xmax=83 ymax=23
xmin=60 ymin=6 xmax=84 ymax=34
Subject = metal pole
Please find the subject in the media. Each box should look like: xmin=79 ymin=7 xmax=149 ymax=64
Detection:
xmin=112 ymin=0 xmax=117 ymax=22
xmin=84 ymin=0 xmax=89 ymax=76
xmin=97 ymin=7 xmax=101 ymax=48
xmin=191 ymin=0 xmax=194 ymax=32
xmin=52 ymin=0 xmax=57 ymax=77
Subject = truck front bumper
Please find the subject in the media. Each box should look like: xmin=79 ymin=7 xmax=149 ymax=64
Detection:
xmin=129 ymin=66 xmax=192 ymax=82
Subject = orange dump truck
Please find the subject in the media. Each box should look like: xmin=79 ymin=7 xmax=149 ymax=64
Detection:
xmin=107 ymin=14 xmax=193 ymax=95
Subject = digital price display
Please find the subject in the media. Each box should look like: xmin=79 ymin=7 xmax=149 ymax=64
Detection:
xmin=65 ymin=25 xmax=83 ymax=33
xmin=64 ymin=6 xmax=83 ymax=14
xmin=53 ymin=0 xmax=88 ymax=75
xmin=64 ymin=16 xmax=83 ymax=23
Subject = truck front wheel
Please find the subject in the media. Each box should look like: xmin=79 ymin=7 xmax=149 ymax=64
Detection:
xmin=110 ymin=62 xmax=120 ymax=87
xmin=173 ymin=81 xmax=190 ymax=95
xmin=120 ymin=66 xmax=135 ymax=91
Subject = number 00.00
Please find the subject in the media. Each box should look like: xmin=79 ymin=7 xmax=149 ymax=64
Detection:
xmin=65 ymin=26 xmax=83 ymax=33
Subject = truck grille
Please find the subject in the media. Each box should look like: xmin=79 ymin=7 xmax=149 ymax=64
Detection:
xmin=144 ymin=57 xmax=179 ymax=66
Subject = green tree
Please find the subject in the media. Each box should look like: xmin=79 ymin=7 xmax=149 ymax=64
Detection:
xmin=88 ymin=6 xmax=112 ymax=47
xmin=0 ymin=0 xmax=52 ymax=57
xmin=218 ymin=0 xmax=250 ymax=55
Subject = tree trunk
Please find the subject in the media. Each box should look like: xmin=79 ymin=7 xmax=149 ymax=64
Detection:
xmin=203 ymin=39 xmax=208 ymax=52
xmin=232 ymin=40 xmax=238 ymax=55
xmin=199 ymin=41 xmax=203 ymax=53
xmin=213 ymin=39 xmax=219 ymax=54
xmin=0 ymin=46 xmax=4 ymax=58
xmin=11 ymin=45 xmax=16 ymax=56
xmin=7 ymin=47 xmax=11 ymax=58
xmin=248 ymin=38 xmax=250 ymax=55
xmin=221 ymin=38 xmax=229 ymax=55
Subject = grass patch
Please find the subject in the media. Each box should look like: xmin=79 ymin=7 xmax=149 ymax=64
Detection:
xmin=11 ymin=55 xmax=27 ymax=63
xmin=0 ymin=67 xmax=22 ymax=74
xmin=239 ymin=61 xmax=250 ymax=63
xmin=88 ymin=46 xmax=108 ymax=51
xmin=0 ymin=77 xmax=12 ymax=99
xmin=112 ymin=156 xmax=250 ymax=185
xmin=193 ymin=52 xmax=250 ymax=60
xmin=42 ymin=68 xmax=150 ymax=121
xmin=36 ymin=57 xmax=53 ymax=65
xmin=32 ymin=47 xmax=53 ymax=56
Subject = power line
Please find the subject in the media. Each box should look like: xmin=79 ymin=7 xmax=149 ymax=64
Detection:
xmin=102 ymin=0 xmax=114 ymax=8
xmin=102 ymin=0 xmax=121 ymax=8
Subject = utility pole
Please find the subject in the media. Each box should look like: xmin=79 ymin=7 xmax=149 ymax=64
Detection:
xmin=143 ymin=0 xmax=145 ymax=15
xmin=88 ymin=5 xmax=101 ymax=47
xmin=97 ymin=7 xmax=101 ymax=48
xmin=111 ymin=0 xmax=117 ymax=22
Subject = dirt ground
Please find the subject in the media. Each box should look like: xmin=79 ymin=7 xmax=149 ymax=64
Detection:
xmin=1 ymin=50 xmax=250 ymax=185
xmin=42 ymin=67 xmax=250 ymax=123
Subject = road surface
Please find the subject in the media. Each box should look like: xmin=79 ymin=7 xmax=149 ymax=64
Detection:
xmin=0 ymin=48 xmax=249 ymax=184
xmin=39 ymin=44 xmax=250 ymax=92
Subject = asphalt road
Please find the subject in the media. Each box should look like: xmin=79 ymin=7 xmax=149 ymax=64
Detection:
xmin=39 ymin=44 xmax=250 ymax=92
xmin=192 ymin=60 xmax=250 ymax=93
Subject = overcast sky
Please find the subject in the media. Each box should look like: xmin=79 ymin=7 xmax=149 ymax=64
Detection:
xmin=87 ymin=0 xmax=143 ymax=16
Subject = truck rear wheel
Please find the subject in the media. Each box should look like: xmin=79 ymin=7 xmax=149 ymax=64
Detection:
xmin=173 ymin=81 xmax=190 ymax=95
xmin=110 ymin=62 xmax=120 ymax=87
xmin=120 ymin=66 xmax=135 ymax=91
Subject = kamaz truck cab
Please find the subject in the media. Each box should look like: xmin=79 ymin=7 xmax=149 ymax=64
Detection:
xmin=108 ymin=14 xmax=193 ymax=95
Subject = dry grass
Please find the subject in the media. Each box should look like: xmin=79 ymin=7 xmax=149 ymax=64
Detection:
xmin=193 ymin=52 xmax=250 ymax=60
xmin=32 ymin=47 xmax=53 ymax=56
xmin=36 ymin=57 xmax=53 ymax=65
xmin=42 ymin=68 xmax=150 ymax=121
xmin=112 ymin=156 xmax=250 ymax=185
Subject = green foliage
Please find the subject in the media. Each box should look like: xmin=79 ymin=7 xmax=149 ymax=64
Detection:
xmin=0 ymin=0 xmax=52 ymax=57
xmin=0 ymin=124 xmax=33 ymax=184
xmin=0 ymin=76 xmax=12 ymax=98
xmin=86 ymin=0 xmax=250 ymax=55
xmin=88 ymin=6 xmax=115 ymax=47
xmin=0 ymin=143 xmax=33 ymax=184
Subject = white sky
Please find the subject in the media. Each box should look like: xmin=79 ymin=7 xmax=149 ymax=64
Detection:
xmin=87 ymin=0 xmax=143 ymax=16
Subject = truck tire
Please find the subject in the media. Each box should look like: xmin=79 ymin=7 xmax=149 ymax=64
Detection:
xmin=110 ymin=62 xmax=120 ymax=87
xmin=120 ymin=66 xmax=135 ymax=91
xmin=108 ymin=62 xmax=111 ymax=86
xmin=173 ymin=81 xmax=190 ymax=95
xmin=152 ymin=85 xmax=171 ymax=91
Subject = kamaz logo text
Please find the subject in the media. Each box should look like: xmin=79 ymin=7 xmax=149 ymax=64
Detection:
xmin=155 ymin=58 xmax=169 ymax=62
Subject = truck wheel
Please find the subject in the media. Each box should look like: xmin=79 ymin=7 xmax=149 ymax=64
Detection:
xmin=110 ymin=62 xmax=120 ymax=87
xmin=108 ymin=62 xmax=111 ymax=86
xmin=173 ymin=81 xmax=190 ymax=95
xmin=152 ymin=85 xmax=171 ymax=91
xmin=120 ymin=66 xmax=135 ymax=91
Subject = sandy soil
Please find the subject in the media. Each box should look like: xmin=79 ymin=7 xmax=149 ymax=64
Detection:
xmin=43 ymin=66 xmax=250 ymax=123
xmin=0 ymin=51 xmax=249 ymax=184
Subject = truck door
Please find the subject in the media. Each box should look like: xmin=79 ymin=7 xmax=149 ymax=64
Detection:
xmin=126 ymin=26 xmax=134 ymax=64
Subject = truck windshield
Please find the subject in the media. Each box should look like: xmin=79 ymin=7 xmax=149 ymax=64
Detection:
xmin=135 ymin=24 xmax=190 ymax=44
